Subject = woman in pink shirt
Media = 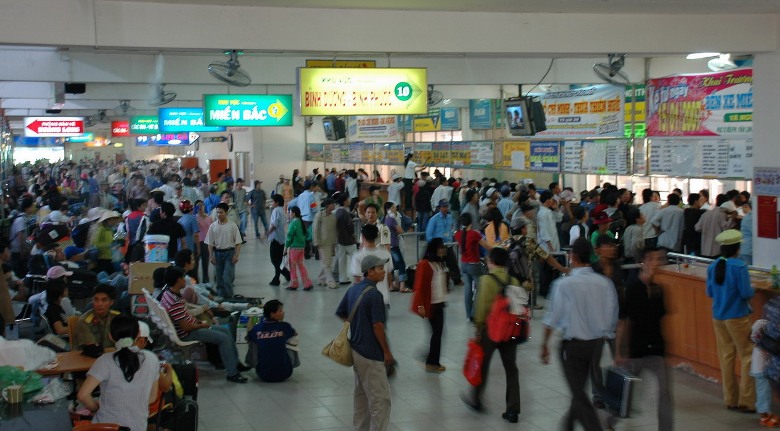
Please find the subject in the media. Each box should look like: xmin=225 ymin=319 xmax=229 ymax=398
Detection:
xmin=195 ymin=200 xmax=213 ymax=283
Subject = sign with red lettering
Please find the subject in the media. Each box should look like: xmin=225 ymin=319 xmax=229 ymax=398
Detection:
xmin=111 ymin=121 xmax=130 ymax=137
xmin=757 ymin=195 xmax=779 ymax=239
xmin=24 ymin=117 xmax=85 ymax=137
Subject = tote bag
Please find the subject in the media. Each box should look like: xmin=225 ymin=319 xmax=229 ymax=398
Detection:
xmin=322 ymin=286 xmax=375 ymax=366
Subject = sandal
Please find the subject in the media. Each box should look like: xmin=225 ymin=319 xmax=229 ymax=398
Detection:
xmin=761 ymin=414 xmax=780 ymax=428
xmin=400 ymin=288 xmax=413 ymax=293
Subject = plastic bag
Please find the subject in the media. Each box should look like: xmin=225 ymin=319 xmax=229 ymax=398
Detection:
xmin=30 ymin=377 xmax=70 ymax=403
xmin=463 ymin=338 xmax=484 ymax=387
xmin=0 ymin=337 xmax=56 ymax=370
xmin=0 ymin=365 xmax=45 ymax=395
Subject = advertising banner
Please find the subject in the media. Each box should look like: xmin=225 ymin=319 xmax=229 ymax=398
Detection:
xmin=754 ymin=167 xmax=780 ymax=197
xmin=347 ymin=116 xmax=399 ymax=141
xmin=377 ymin=143 xmax=405 ymax=164
xmin=415 ymin=142 xmax=433 ymax=164
xmin=431 ymin=142 xmax=450 ymax=165
xmin=646 ymin=69 xmax=753 ymax=137
xmin=413 ymin=108 xmax=441 ymax=132
xmin=203 ymin=94 xmax=293 ymax=127
xmin=500 ymin=141 xmax=531 ymax=170
xmin=469 ymin=99 xmax=493 ymax=129
xmin=440 ymin=107 xmax=460 ymax=130
xmin=298 ymin=68 xmax=427 ymax=115
xmin=450 ymin=142 xmax=471 ymax=166
xmin=159 ymin=108 xmax=225 ymax=133
xmin=536 ymin=85 xmax=624 ymax=137
xmin=130 ymin=116 xmax=159 ymax=134
xmin=529 ymin=141 xmax=560 ymax=172
xmin=306 ymin=144 xmax=325 ymax=161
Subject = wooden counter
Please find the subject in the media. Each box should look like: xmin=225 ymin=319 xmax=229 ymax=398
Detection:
xmin=655 ymin=263 xmax=776 ymax=380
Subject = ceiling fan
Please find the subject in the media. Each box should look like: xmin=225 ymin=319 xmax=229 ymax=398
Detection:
xmin=593 ymin=54 xmax=631 ymax=86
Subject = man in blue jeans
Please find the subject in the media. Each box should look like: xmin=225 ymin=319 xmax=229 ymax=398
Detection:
xmin=160 ymin=266 xmax=251 ymax=383
xmin=204 ymin=203 xmax=242 ymax=298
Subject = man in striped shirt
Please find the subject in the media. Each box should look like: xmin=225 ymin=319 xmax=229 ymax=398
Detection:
xmin=160 ymin=266 xmax=250 ymax=383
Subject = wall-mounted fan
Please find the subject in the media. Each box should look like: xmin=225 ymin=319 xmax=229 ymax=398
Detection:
xmin=148 ymin=84 xmax=177 ymax=106
xmin=84 ymin=116 xmax=96 ymax=127
xmin=97 ymin=109 xmax=111 ymax=123
xmin=593 ymin=54 xmax=630 ymax=86
xmin=114 ymin=100 xmax=135 ymax=117
xmin=427 ymin=84 xmax=443 ymax=106
xmin=209 ymin=50 xmax=251 ymax=87
xmin=708 ymin=54 xmax=737 ymax=72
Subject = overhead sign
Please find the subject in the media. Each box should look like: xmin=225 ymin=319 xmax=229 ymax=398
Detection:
xmin=305 ymin=60 xmax=376 ymax=68
xmin=130 ymin=116 xmax=159 ymax=134
xmin=112 ymin=121 xmax=130 ymax=137
xmin=13 ymin=136 xmax=65 ymax=147
xmin=159 ymin=108 xmax=225 ymax=133
xmin=24 ymin=117 xmax=84 ymax=137
xmin=535 ymin=85 xmax=624 ymax=138
xmin=347 ymin=116 xmax=399 ymax=141
xmin=136 ymin=133 xmax=190 ymax=147
xmin=646 ymin=69 xmax=753 ymax=137
xmin=201 ymin=135 xmax=229 ymax=143
xmin=65 ymin=133 xmax=95 ymax=143
xmin=298 ymin=68 xmax=427 ymax=116
xmin=202 ymin=94 xmax=293 ymax=127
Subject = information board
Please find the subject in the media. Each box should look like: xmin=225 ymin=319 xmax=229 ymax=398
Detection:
xmin=431 ymin=142 xmax=450 ymax=166
xmin=529 ymin=141 xmax=560 ymax=172
xmin=451 ymin=142 xmax=471 ymax=166
xmin=416 ymin=142 xmax=433 ymax=165
xmin=649 ymin=138 xmax=751 ymax=179
xmin=580 ymin=140 xmax=630 ymax=175
xmin=561 ymin=141 xmax=582 ymax=173
xmin=306 ymin=144 xmax=325 ymax=161
xmin=469 ymin=141 xmax=494 ymax=167
xmin=499 ymin=141 xmax=531 ymax=171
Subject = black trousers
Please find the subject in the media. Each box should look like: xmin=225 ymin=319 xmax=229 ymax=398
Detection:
xmin=403 ymin=178 xmax=413 ymax=210
xmin=270 ymin=239 xmax=290 ymax=281
xmin=445 ymin=248 xmax=461 ymax=284
xmin=560 ymin=339 xmax=604 ymax=431
xmin=472 ymin=329 xmax=520 ymax=415
xmin=426 ymin=303 xmax=445 ymax=366
xmin=199 ymin=242 xmax=210 ymax=284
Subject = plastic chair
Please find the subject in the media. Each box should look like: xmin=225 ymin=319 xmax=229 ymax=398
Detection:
xmin=142 ymin=288 xmax=201 ymax=359
xmin=67 ymin=315 xmax=80 ymax=350
xmin=72 ymin=423 xmax=130 ymax=431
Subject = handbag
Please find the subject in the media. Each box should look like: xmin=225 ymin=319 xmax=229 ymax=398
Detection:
xmin=462 ymin=338 xmax=484 ymax=386
xmin=486 ymin=274 xmax=530 ymax=344
xmin=321 ymin=286 xmax=375 ymax=366
xmin=280 ymin=254 xmax=289 ymax=270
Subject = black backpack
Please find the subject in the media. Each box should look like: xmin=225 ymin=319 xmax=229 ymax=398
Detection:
xmin=507 ymin=238 xmax=532 ymax=284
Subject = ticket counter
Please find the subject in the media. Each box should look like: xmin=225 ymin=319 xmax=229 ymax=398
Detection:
xmin=655 ymin=263 xmax=775 ymax=380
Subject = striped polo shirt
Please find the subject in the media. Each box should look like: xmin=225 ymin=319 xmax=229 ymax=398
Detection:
xmin=160 ymin=289 xmax=198 ymax=338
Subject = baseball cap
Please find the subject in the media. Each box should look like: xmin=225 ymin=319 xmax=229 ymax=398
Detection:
xmin=360 ymin=255 xmax=389 ymax=274
xmin=715 ymin=229 xmax=742 ymax=245
xmin=47 ymin=265 xmax=73 ymax=279
xmin=486 ymin=187 xmax=497 ymax=197
xmin=437 ymin=199 xmax=450 ymax=208
xmin=138 ymin=321 xmax=153 ymax=343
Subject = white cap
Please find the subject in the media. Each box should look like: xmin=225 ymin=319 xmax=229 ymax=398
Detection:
xmin=138 ymin=321 xmax=153 ymax=343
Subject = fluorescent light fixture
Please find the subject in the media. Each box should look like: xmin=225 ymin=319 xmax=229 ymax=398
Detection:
xmin=686 ymin=52 xmax=720 ymax=60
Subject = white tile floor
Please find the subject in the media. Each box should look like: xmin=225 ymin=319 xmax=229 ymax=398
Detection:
xmin=189 ymin=236 xmax=761 ymax=430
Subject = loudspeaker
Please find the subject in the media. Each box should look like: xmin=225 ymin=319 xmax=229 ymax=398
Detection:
xmin=64 ymin=83 xmax=86 ymax=94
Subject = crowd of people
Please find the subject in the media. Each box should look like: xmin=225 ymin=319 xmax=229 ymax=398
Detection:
xmin=0 ymin=154 xmax=764 ymax=430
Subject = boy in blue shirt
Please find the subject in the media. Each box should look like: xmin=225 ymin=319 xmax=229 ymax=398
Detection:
xmin=247 ymin=300 xmax=297 ymax=382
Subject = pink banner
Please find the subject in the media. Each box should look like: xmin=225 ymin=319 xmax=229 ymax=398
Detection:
xmin=646 ymin=69 xmax=752 ymax=137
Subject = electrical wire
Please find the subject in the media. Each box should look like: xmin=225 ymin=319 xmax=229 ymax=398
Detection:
xmin=524 ymin=58 xmax=556 ymax=97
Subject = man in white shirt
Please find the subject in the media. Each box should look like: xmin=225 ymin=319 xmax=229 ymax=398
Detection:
xmin=205 ymin=203 xmax=242 ymax=298
xmin=651 ymin=193 xmax=685 ymax=252
xmin=297 ymin=180 xmax=319 ymax=259
xmin=430 ymin=179 xmax=453 ymax=211
xmin=351 ymin=224 xmax=393 ymax=307
xmin=536 ymin=191 xmax=560 ymax=299
xmin=387 ymin=174 xmax=404 ymax=208
xmin=639 ymin=188 xmax=661 ymax=248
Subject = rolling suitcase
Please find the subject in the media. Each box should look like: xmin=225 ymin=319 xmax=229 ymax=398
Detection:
xmin=173 ymin=398 xmax=198 ymax=431
xmin=603 ymin=366 xmax=641 ymax=418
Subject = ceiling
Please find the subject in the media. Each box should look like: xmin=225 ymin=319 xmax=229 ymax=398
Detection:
xmin=102 ymin=0 xmax=780 ymax=14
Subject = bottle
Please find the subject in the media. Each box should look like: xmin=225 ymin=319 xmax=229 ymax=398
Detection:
xmin=772 ymin=265 xmax=780 ymax=290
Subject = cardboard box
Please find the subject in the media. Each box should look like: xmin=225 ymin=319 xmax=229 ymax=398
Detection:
xmin=128 ymin=262 xmax=171 ymax=295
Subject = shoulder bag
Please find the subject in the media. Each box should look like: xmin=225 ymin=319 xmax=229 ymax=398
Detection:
xmin=322 ymin=286 xmax=375 ymax=366
xmin=486 ymin=274 xmax=530 ymax=344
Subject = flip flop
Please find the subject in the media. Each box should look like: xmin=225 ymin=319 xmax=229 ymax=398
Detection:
xmin=761 ymin=415 xmax=780 ymax=428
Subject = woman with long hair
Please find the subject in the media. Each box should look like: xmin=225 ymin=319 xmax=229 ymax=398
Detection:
xmin=484 ymin=206 xmax=509 ymax=247
xmin=705 ymin=229 xmax=756 ymax=413
xmin=454 ymin=212 xmax=493 ymax=320
xmin=411 ymin=238 xmax=449 ymax=372
xmin=284 ymin=206 xmax=313 ymax=291
xmin=77 ymin=314 xmax=160 ymax=431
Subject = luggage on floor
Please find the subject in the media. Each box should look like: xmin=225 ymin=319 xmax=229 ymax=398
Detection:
xmin=172 ymin=398 xmax=198 ymax=431
xmin=603 ymin=366 xmax=641 ymax=418
xmin=171 ymin=362 xmax=198 ymax=400
xmin=68 ymin=268 xmax=99 ymax=300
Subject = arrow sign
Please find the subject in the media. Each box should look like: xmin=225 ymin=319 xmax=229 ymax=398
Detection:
xmin=24 ymin=117 xmax=85 ymax=137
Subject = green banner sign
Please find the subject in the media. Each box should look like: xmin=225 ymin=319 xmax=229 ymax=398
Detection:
xmin=130 ymin=116 xmax=159 ymax=134
xmin=203 ymin=94 xmax=293 ymax=127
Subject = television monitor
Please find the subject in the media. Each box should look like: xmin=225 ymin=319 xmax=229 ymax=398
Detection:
xmin=322 ymin=116 xmax=346 ymax=141
xmin=505 ymin=99 xmax=532 ymax=136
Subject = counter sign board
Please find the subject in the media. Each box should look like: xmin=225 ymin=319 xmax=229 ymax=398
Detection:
xmin=298 ymin=68 xmax=427 ymax=116
xmin=159 ymin=108 xmax=225 ymax=133
xmin=203 ymin=95 xmax=293 ymax=127
xmin=24 ymin=117 xmax=84 ymax=137
xmin=130 ymin=116 xmax=159 ymax=134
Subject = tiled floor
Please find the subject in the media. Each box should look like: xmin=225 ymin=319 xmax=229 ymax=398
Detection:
xmin=189 ymin=236 xmax=760 ymax=430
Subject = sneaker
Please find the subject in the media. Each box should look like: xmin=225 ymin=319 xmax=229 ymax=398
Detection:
xmin=237 ymin=363 xmax=252 ymax=372
xmin=501 ymin=412 xmax=519 ymax=423
xmin=226 ymin=374 xmax=248 ymax=383
xmin=269 ymin=279 xmax=280 ymax=286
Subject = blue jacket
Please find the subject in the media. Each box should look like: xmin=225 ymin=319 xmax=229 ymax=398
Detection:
xmin=706 ymin=257 xmax=754 ymax=320
xmin=425 ymin=211 xmax=455 ymax=242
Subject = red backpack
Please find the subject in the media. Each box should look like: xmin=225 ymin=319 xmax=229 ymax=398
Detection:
xmin=486 ymin=274 xmax=530 ymax=344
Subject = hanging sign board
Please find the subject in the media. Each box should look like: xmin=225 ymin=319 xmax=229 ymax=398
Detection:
xmin=646 ymin=69 xmax=752 ymax=137
xmin=159 ymin=108 xmax=225 ymax=133
xmin=24 ymin=117 xmax=84 ymax=137
xmin=112 ymin=121 xmax=130 ymax=137
xmin=535 ymin=85 xmax=624 ymax=137
xmin=298 ymin=68 xmax=427 ymax=116
xmin=130 ymin=116 xmax=159 ymax=134
xmin=203 ymin=94 xmax=293 ymax=127
xmin=305 ymin=60 xmax=376 ymax=68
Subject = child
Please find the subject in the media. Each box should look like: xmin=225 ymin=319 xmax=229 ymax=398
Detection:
xmin=246 ymin=300 xmax=298 ymax=382
xmin=751 ymin=319 xmax=779 ymax=427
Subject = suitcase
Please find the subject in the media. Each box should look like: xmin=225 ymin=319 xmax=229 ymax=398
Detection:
xmin=172 ymin=362 xmax=199 ymax=400
xmin=68 ymin=268 xmax=99 ymax=300
xmin=173 ymin=398 xmax=198 ymax=431
xmin=603 ymin=366 xmax=641 ymax=418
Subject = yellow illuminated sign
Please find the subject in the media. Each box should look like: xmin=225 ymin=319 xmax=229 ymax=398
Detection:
xmin=298 ymin=68 xmax=427 ymax=116
xmin=305 ymin=60 xmax=376 ymax=68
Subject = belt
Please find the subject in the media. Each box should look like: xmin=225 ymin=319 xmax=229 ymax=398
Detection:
xmin=564 ymin=337 xmax=605 ymax=343
xmin=214 ymin=247 xmax=235 ymax=252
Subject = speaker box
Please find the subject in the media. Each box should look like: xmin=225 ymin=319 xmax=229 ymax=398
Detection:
xmin=64 ymin=82 xmax=86 ymax=94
